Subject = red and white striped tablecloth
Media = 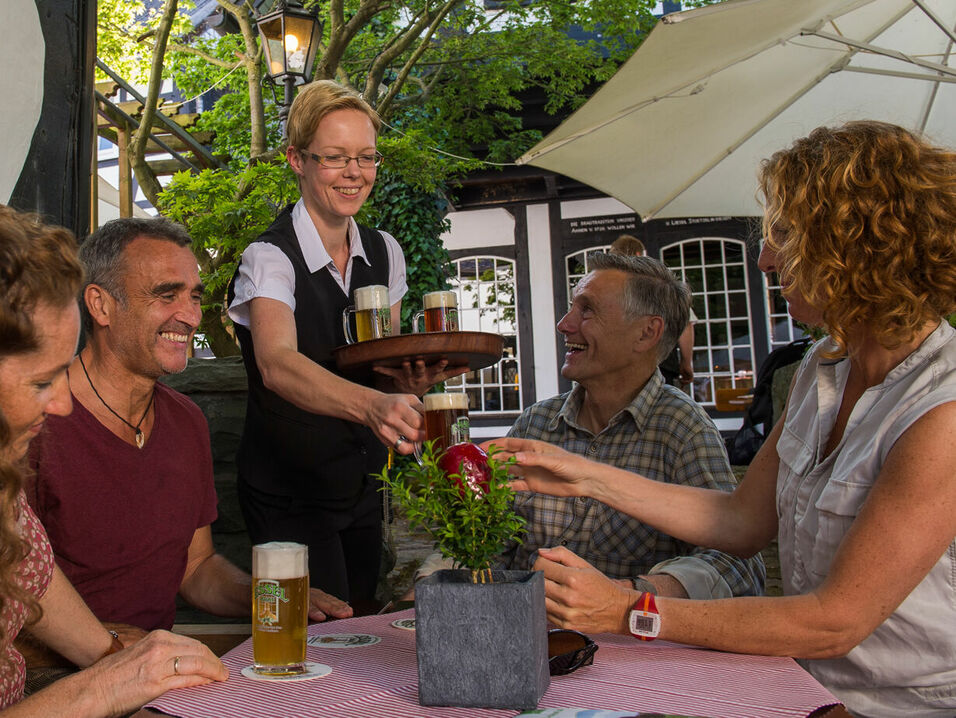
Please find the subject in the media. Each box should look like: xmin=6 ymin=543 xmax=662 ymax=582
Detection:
xmin=147 ymin=610 xmax=839 ymax=718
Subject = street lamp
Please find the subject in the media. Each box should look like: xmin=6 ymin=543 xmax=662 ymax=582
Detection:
xmin=256 ymin=0 xmax=322 ymax=136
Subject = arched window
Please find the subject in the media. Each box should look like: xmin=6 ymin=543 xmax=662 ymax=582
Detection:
xmin=445 ymin=256 xmax=522 ymax=415
xmin=661 ymin=238 xmax=755 ymax=407
xmin=763 ymin=272 xmax=808 ymax=350
xmin=565 ymin=246 xmax=611 ymax=302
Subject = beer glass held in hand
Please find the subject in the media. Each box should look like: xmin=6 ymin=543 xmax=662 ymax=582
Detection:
xmin=342 ymin=284 xmax=391 ymax=343
xmin=252 ymin=542 xmax=309 ymax=675
xmin=413 ymin=290 xmax=459 ymax=333
xmin=423 ymin=392 xmax=470 ymax=455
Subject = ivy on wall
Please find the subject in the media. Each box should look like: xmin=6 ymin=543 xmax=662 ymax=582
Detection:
xmin=359 ymin=167 xmax=453 ymax=333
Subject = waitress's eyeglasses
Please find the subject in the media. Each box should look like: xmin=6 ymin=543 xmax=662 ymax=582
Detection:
xmin=298 ymin=149 xmax=383 ymax=169
xmin=548 ymin=629 xmax=598 ymax=676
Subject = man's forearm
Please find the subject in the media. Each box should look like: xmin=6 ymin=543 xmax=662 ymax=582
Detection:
xmin=179 ymin=553 xmax=251 ymax=618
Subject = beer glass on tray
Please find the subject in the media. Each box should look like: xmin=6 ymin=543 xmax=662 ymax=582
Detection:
xmin=342 ymin=284 xmax=391 ymax=343
xmin=413 ymin=290 xmax=459 ymax=333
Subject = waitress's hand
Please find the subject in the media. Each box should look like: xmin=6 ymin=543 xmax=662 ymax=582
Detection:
xmin=374 ymin=358 xmax=469 ymax=397
xmin=365 ymin=392 xmax=424 ymax=454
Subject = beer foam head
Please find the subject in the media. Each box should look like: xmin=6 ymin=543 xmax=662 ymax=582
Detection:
xmin=354 ymin=284 xmax=389 ymax=310
xmin=253 ymin=542 xmax=308 ymax=579
xmin=423 ymin=290 xmax=457 ymax=310
xmin=424 ymin=392 xmax=468 ymax=412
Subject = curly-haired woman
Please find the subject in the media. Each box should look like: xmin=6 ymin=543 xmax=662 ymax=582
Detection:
xmin=0 ymin=205 xmax=227 ymax=715
xmin=490 ymin=121 xmax=956 ymax=717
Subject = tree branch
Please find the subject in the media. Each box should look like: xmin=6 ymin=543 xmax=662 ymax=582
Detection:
xmin=216 ymin=0 xmax=267 ymax=157
xmin=374 ymin=0 xmax=465 ymax=117
xmin=127 ymin=0 xmax=179 ymax=206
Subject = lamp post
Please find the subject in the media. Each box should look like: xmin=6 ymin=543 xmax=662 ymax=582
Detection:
xmin=256 ymin=0 xmax=322 ymax=138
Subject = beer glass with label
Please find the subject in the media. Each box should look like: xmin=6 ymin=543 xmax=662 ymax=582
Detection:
xmin=252 ymin=542 xmax=309 ymax=675
xmin=423 ymin=392 xmax=470 ymax=454
xmin=342 ymin=284 xmax=391 ymax=343
xmin=412 ymin=290 xmax=459 ymax=333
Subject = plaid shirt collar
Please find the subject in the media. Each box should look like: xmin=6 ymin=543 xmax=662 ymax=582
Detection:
xmin=550 ymin=370 xmax=666 ymax=437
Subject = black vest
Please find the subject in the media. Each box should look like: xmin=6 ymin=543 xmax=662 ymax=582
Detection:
xmin=228 ymin=205 xmax=389 ymax=503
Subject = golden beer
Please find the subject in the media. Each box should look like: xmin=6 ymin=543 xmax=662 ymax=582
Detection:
xmin=355 ymin=307 xmax=391 ymax=341
xmin=342 ymin=285 xmax=391 ymax=343
xmin=252 ymin=542 xmax=309 ymax=675
xmin=413 ymin=290 xmax=458 ymax=333
xmin=424 ymin=392 xmax=470 ymax=454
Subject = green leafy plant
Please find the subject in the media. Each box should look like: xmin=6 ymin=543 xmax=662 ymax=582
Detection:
xmin=377 ymin=442 xmax=525 ymax=582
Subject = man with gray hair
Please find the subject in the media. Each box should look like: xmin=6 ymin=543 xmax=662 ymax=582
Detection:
xmin=497 ymin=253 xmax=764 ymax=599
xmin=27 ymin=217 xmax=350 ymax=640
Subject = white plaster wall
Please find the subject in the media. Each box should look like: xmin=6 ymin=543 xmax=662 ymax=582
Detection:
xmin=560 ymin=196 xmax=633 ymax=220
xmin=526 ymin=203 xmax=559 ymax=401
xmin=441 ymin=207 xmax=516 ymax=250
xmin=1 ymin=1 xmax=45 ymax=204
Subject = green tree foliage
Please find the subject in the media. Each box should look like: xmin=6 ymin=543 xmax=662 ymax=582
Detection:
xmin=359 ymin=166 xmax=454 ymax=333
xmin=97 ymin=0 xmax=723 ymax=354
xmin=157 ymin=163 xmax=298 ymax=353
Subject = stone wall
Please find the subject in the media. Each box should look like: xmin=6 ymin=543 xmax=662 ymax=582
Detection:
xmin=159 ymin=358 xmax=431 ymax=620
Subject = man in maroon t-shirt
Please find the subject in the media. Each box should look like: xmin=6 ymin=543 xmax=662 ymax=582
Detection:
xmin=27 ymin=217 xmax=351 ymax=638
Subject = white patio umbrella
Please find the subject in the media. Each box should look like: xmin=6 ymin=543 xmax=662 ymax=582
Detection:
xmin=517 ymin=0 xmax=956 ymax=219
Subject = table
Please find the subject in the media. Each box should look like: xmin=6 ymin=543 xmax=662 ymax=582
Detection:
xmin=144 ymin=610 xmax=845 ymax=718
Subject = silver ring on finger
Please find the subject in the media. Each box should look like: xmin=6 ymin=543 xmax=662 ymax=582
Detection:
xmin=173 ymin=656 xmax=181 ymax=675
xmin=394 ymin=435 xmax=406 ymax=451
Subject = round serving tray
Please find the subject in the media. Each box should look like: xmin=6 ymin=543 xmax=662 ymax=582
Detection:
xmin=332 ymin=331 xmax=504 ymax=375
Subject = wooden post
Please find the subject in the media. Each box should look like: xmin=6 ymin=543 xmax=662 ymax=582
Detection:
xmin=117 ymin=125 xmax=133 ymax=218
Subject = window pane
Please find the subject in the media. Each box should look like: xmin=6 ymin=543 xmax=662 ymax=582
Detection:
xmin=705 ymin=266 xmax=725 ymax=292
xmin=708 ymin=295 xmax=727 ymax=319
xmin=683 ymin=242 xmax=702 ymax=266
xmin=728 ymin=291 xmax=748 ymax=318
xmin=449 ymin=256 xmax=523 ymax=416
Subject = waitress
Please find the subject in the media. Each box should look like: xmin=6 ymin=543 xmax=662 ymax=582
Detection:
xmin=228 ymin=80 xmax=460 ymax=608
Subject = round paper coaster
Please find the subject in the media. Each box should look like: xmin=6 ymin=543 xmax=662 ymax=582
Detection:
xmin=391 ymin=617 xmax=416 ymax=631
xmin=241 ymin=662 xmax=332 ymax=682
xmin=307 ymin=633 xmax=381 ymax=648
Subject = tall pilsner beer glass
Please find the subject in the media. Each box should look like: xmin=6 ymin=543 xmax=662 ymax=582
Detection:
xmin=423 ymin=392 xmax=470 ymax=454
xmin=252 ymin=542 xmax=309 ymax=675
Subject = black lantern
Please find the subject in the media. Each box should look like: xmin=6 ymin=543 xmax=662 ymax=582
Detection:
xmin=256 ymin=0 xmax=322 ymax=134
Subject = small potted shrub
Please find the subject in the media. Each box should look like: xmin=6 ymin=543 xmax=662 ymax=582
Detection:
xmin=377 ymin=441 xmax=549 ymax=709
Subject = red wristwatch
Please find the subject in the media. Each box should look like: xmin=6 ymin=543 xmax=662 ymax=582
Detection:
xmin=628 ymin=591 xmax=661 ymax=641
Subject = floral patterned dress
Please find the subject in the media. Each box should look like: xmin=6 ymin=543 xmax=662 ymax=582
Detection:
xmin=0 ymin=490 xmax=54 ymax=708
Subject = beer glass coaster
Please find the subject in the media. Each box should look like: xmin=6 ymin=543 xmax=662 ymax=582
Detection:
xmin=391 ymin=617 xmax=416 ymax=631
xmin=240 ymin=662 xmax=332 ymax=682
xmin=307 ymin=633 xmax=381 ymax=648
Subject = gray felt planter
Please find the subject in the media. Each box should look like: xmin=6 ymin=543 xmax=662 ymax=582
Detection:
xmin=416 ymin=569 xmax=550 ymax=709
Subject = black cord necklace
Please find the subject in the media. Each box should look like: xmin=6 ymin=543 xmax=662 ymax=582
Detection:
xmin=77 ymin=353 xmax=154 ymax=449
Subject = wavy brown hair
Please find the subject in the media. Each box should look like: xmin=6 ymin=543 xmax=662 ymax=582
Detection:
xmin=0 ymin=205 xmax=83 ymax=647
xmin=759 ymin=121 xmax=956 ymax=355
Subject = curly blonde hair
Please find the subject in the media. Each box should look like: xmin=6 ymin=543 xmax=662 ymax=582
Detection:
xmin=759 ymin=121 xmax=956 ymax=355
xmin=0 ymin=205 xmax=83 ymax=650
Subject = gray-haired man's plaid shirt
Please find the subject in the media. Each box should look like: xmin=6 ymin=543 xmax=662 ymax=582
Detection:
xmin=498 ymin=371 xmax=765 ymax=598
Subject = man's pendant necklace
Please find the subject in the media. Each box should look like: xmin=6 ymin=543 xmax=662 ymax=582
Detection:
xmin=77 ymin=353 xmax=154 ymax=449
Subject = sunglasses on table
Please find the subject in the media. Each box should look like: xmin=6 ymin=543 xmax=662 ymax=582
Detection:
xmin=548 ymin=629 xmax=598 ymax=676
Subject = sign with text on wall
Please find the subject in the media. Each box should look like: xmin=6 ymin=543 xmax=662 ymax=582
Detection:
xmin=562 ymin=214 xmax=639 ymax=243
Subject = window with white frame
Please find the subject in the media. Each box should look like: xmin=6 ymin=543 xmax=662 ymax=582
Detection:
xmin=565 ymin=246 xmax=611 ymax=300
xmin=762 ymin=273 xmax=808 ymax=350
xmin=661 ymin=238 xmax=755 ymax=407
xmin=445 ymin=256 xmax=522 ymax=415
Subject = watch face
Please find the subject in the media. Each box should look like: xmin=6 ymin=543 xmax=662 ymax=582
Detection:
xmin=629 ymin=609 xmax=661 ymax=638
